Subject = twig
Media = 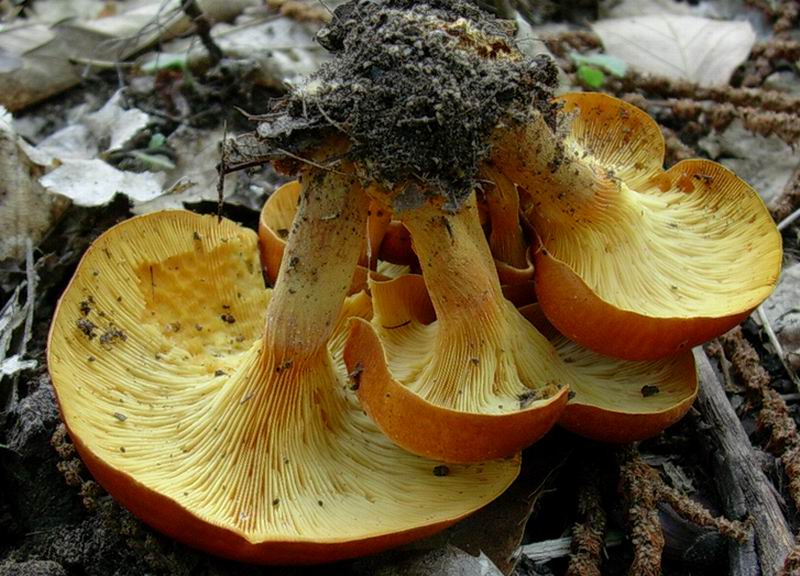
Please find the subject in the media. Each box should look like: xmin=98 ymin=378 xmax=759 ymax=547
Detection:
xmin=693 ymin=348 xmax=793 ymax=576
xmin=618 ymin=446 xmax=665 ymax=576
xmin=771 ymin=162 xmax=800 ymax=226
xmin=273 ymin=148 xmax=346 ymax=175
xmin=217 ymin=121 xmax=228 ymax=222
xmin=521 ymin=536 xmax=572 ymax=562
xmin=520 ymin=533 xmax=625 ymax=563
xmin=181 ymin=0 xmax=223 ymax=66
xmin=646 ymin=100 xmax=800 ymax=145
xmin=755 ymin=305 xmax=800 ymax=391
xmin=778 ymin=205 xmax=800 ymax=232
xmin=69 ymin=57 xmax=137 ymax=70
xmin=21 ymin=239 xmax=36 ymax=358
xmin=719 ymin=329 xmax=800 ymax=511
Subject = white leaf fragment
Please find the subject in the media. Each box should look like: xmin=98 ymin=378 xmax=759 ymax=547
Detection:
xmin=0 ymin=106 xmax=68 ymax=260
xmin=85 ymin=90 xmax=150 ymax=152
xmin=592 ymin=15 xmax=756 ymax=87
xmin=41 ymin=159 xmax=165 ymax=206
xmin=0 ymin=355 xmax=38 ymax=377
xmin=698 ymin=119 xmax=796 ymax=206
xmin=762 ymin=262 xmax=800 ymax=372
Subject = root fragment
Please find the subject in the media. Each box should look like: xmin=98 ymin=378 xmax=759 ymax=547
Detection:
xmin=618 ymin=446 xmax=749 ymax=576
xmin=566 ymin=457 xmax=607 ymax=576
xmin=618 ymin=447 xmax=664 ymax=576
xmin=720 ymin=328 xmax=800 ymax=512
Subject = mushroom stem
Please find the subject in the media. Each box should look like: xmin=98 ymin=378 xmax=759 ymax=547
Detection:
xmin=482 ymin=166 xmax=529 ymax=270
xmin=402 ymin=196 xmax=505 ymax=331
xmin=265 ymin=166 xmax=367 ymax=357
xmin=491 ymin=112 xmax=612 ymax=224
xmin=389 ymin=193 xmax=563 ymax=412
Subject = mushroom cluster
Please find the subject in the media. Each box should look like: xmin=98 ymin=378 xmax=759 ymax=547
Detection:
xmin=47 ymin=0 xmax=781 ymax=565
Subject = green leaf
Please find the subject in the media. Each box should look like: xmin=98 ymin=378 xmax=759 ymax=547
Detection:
xmin=576 ymin=65 xmax=606 ymax=89
xmin=129 ymin=151 xmax=176 ymax=171
xmin=570 ymin=52 xmax=628 ymax=78
xmin=140 ymin=53 xmax=188 ymax=74
xmin=148 ymin=133 xmax=166 ymax=150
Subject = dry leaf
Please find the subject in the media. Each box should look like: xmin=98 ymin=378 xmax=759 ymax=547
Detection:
xmin=0 ymin=0 xmax=258 ymax=112
xmin=355 ymin=546 xmax=503 ymax=576
xmin=40 ymin=159 xmax=165 ymax=206
xmin=600 ymin=0 xmax=695 ymax=18
xmin=592 ymin=15 xmax=755 ymax=87
xmin=762 ymin=262 xmax=800 ymax=372
xmin=0 ymin=107 xmax=67 ymax=260
xmin=84 ymin=90 xmax=150 ymax=152
xmin=131 ymin=126 xmax=236 ymax=214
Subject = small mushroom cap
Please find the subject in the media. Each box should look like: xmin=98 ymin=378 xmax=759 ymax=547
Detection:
xmin=48 ymin=211 xmax=519 ymax=564
xmin=258 ymin=180 xmax=299 ymax=285
xmin=519 ymin=304 xmax=698 ymax=442
xmin=345 ymin=275 xmax=569 ymax=463
xmin=495 ymin=250 xmax=534 ymax=286
xmin=529 ymin=93 xmax=782 ymax=360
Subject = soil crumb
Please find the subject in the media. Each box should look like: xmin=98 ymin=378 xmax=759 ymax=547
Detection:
xmin=257 ymin=0 xmax=559 ymax=209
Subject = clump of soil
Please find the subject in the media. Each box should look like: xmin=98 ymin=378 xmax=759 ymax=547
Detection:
xmin=257 ymin=0 xmax=559 ymax=209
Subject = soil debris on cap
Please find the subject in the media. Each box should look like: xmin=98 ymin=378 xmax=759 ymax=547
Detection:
xmin=257 ymin=0 xmax=559 ymax=210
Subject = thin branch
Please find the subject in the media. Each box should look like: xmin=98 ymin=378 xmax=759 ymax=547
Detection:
xmin=777 ymin=205 xmax=800 ymax=231
xmin=181 ymin=0 xmax=223 ymax=66
xmin=694 ymin=347 xmax=794 ymax=575
xmin=756 ymin=305 xmax=800 ymax=391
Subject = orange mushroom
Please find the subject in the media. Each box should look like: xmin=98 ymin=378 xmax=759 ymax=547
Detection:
xmin=344 ymin=195 xmax=570 ymax=463
xmin=492 ymin=92 xmax=782 ymax=360
xmin=48 ymin=165 xmax=518 ymax=564
xmin=518 ymin=304 xmax=697 ymax=442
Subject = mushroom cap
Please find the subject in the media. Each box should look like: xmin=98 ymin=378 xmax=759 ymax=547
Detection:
xmin=495 ymin=251 xmax=534 ymax=286
xmin=519 ymin=305 xmax=698 ymax=442
xmin=529 ymin=92 xmax=782 ymax=360
xmin=258 ymin=180 xmax=299 ymax=285
xmin=345 ymin=274 xmax=569 ymax=463
xmin=47 ymin=211 xmax=519 ymax=564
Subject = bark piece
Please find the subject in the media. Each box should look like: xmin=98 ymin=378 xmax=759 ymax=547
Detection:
xmin=693 ymin=348 xmax=793 ymax=576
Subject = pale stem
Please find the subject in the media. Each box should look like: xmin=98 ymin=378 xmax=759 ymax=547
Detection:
xmin=400 ymin=194 xmax=505 ymax=323
xmin=491 ymin=112 xmax=610 ymax=221
xmin=265 ymin=166 xmax=367 ymax=356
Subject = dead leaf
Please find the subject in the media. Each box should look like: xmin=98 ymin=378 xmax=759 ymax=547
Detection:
xmin=354 ymin=546 xmax=504 ymax=576
xmin=0 ymin=0 xmax=259 ymax=112
xmin=398 ymin=436 xmax=568 ymax=575
xmin=592 ymin=15 xmax=756 ymax=87
xmin=0 ymin=107 xmax=68 ymax=260
xmin=600 ymin=0 xmax=694 ymax=18
xmin=0 ymin=355 xmax=37 ymax=377
xmin=131 ymin=126 xmax=235 ymax=213
xmin=84 ymin=90 xmax=150 ymax=152
xmin=40 ymin=159 xmax=165 ymax=206
xmin=762 ymin=261 xmax=800 ymax=372
xmin=140 ymin=13 xmax=326 ymax=90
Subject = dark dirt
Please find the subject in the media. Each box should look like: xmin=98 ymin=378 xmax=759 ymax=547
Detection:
xmin=255 ymin=0 xmax=559 ymax=210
